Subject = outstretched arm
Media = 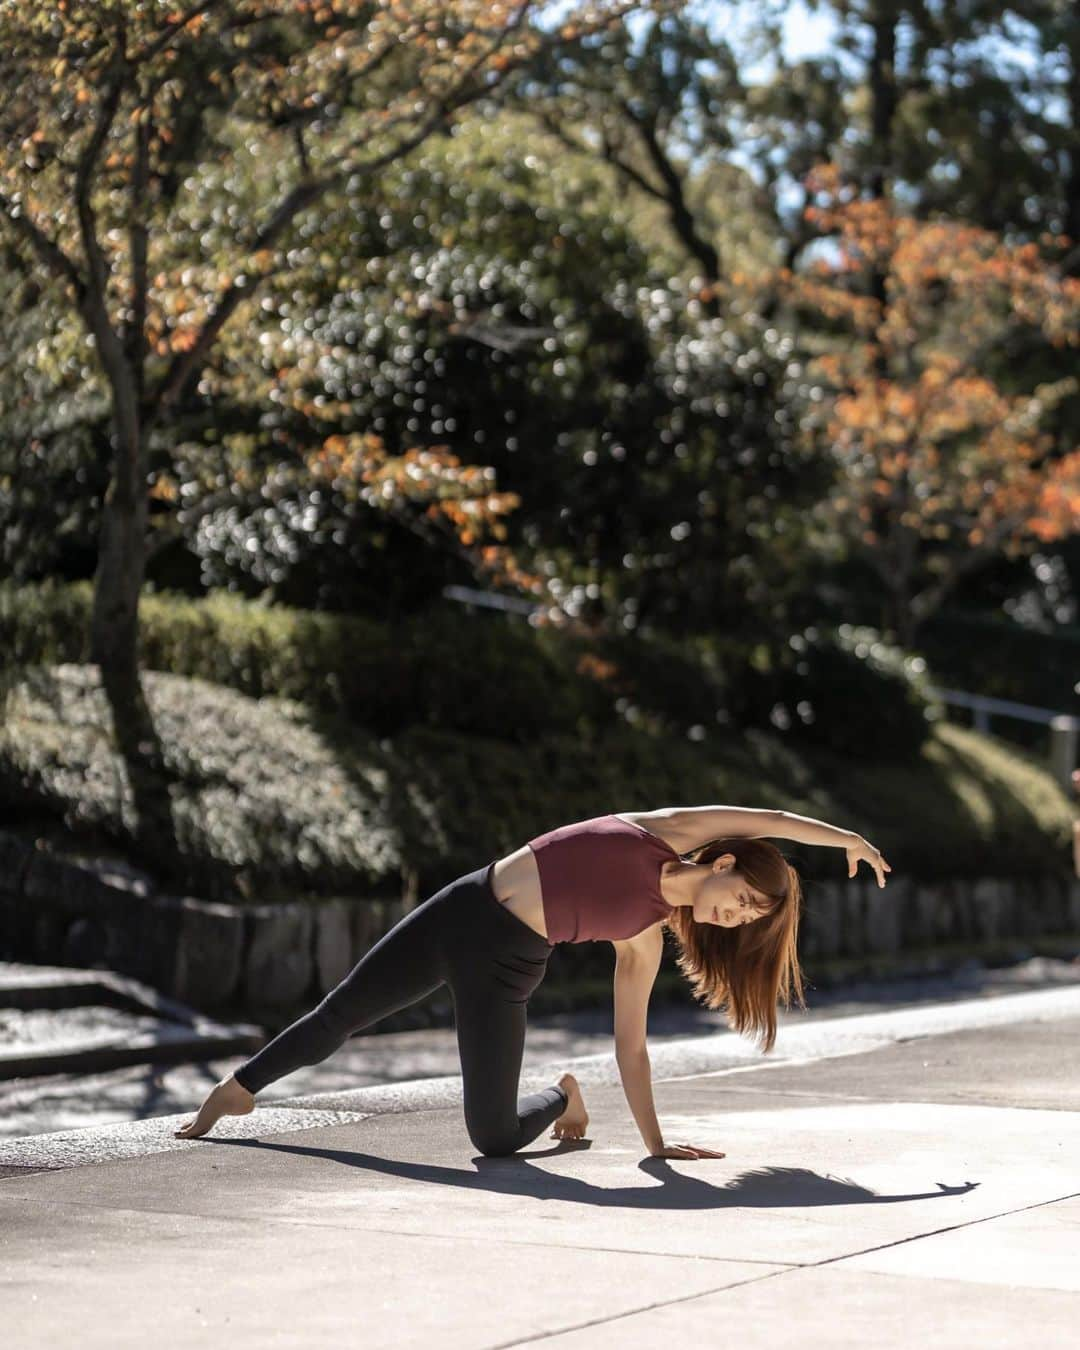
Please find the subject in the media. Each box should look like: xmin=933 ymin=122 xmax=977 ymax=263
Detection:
xmin=634 ymin=806 xmax=891 ymax=886
xmin=643 ymin=805 xmax=858 ymax=855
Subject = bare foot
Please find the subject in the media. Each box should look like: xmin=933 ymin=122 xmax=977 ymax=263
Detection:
xmin=550 ymin=1071 xmax=589 ymax=1142
xmin=174 ymin=1073 xmax=255 ymax=1139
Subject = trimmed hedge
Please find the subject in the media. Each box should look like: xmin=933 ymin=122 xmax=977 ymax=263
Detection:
xmin=0 ymin=581 xmax=937 ymax=757
xmin=0 ymin=580 xmax=609 ymax=741
xmin=717 ymin=624 xmax=942 ymax=760
xmin=0 ymin=664 xmax=1072 ymax=912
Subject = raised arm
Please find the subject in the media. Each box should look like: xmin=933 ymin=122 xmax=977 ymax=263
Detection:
xmin=629 ymin=805 xmax=890 ymax=887
xmin=628 ymin=805 xmax=860 ymax=855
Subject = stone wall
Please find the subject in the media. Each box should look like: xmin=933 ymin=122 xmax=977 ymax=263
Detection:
xmin=2 ymin=831 xmax=1078 ymax=1026
xmin=798 ymin=873 xmax=1080 ymax=959
xmin=0 ymin=832 xmax=418 ymax=1024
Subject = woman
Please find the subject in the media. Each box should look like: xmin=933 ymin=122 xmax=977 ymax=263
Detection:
xmin=175 ymin=804 xmax=890 ymax=1158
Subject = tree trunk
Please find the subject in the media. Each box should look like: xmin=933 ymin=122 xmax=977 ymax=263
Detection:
xmin=89 ymin=418 xmax=179 ymax=876
xmin=90 ymin=427 xmax=148 ymax=718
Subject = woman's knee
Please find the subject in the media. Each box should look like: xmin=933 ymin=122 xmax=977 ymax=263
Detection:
xmin=468 ymin=1121 xmax=521 ymax=1158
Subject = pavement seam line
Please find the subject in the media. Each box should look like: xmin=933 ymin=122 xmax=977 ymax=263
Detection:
xmin=491 ymin=1188 xmax=1080 ymax=1347
xmin=804 ymin=1186 xmax=1080 ymax=1272
xmin=489 ymin=1266 xmax=790 ymax=1349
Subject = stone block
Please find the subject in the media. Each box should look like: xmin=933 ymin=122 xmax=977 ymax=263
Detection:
xmin=0 ymin=831 xmax=35 ymax=894
xmin=839 ymin=879 xmax=865 ymax=957
xmin=172 ymin=896 xmax=245 ymax=1009
xmin=23 ymin=851 xmax=84 ymax=909
xmin=796 ymin=889 xmax=819 ymax=960
xmin=314 ymin=899 xmax=356 ymax=995
xmin=62 ymin=915 xmax=107 ymax=968
xmin=971 ymin=878 xmax=1006 ymax=941
xmin=1019 ymin=874 xmax=1063 ymax=936
xmin=0 ymin=891 xmax=12 ymax=959
xmin=142 ymin=893 xmax=186 ymax=991
xmin=1003 ymin=878 xmax=1026 ymax=938
xmin=1043 ymin=875 xmax=1072 ymax=932
xmin=243 ymin=903 xmax=314 ymax=1011
xmin=947 ymin=878 xmax=974 ymax=940
xmin=0 ymin=889 xmax=25 ymax=959
xmin=901 ymin=883 xmax=937 ymax=948
xmin=930 ymin=881 xmax=954 ymax=942
xmin=815 ymin=885 xmax=847 ymax=961
xmin=93 ymin=890 xmax=150 ymax=980
xmin=21 ymin=846 xmax=153 ymax=973
xmin=864 ymin=876 xmax=906 ymax=956
xmin=1018 ymin=877 xmax=1040 ymax=936
xmin=32 ymin=906 xmax=66 ymax=962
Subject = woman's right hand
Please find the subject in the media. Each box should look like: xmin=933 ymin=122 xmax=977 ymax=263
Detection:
xmin=845 ymin=835 xmax=891 ymax=887
xmin=651 ymin=1142 xmax=726 ymax=1159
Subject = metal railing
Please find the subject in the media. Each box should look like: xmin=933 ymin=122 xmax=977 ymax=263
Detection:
xmin=441 ymin=588 xmax=1079 ymax=789
xmin=926 ymin=686 xmax=1078 ymax=789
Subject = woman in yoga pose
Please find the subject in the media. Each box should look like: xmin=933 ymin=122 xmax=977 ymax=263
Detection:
xmin=175 ymin=805 xmax=890 ymax=1157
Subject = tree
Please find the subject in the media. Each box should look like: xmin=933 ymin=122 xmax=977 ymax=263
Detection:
xmin=0 ymin=0 xmax=657 ymax=722
xmin=788 ymin=163 xmax=1080 ymax=646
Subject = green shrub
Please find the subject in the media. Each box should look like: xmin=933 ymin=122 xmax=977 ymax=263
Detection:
xmin=581 ymin=630 xmax=730 ymax=736
xmin=0 ymin=582 xmax=997 ymax=764
xmin=0 ymin=581 xmax=608 ymax=742
xmin=0 ymin=664 xmax=1071 ymax=911
xmin=0 ymin=663 xmax=402 ymax=901
xmin=0 ymin=577 xmax=93 ymax=665
xmin=721 ymin=624 xmax=941 ymax=761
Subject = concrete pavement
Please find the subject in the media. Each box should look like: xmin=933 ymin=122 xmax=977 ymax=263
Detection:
xmin=4 ymin=952 xmax=1079 ymax=1141
xmin=3 ymin=987 xmax=1080 ymax=1348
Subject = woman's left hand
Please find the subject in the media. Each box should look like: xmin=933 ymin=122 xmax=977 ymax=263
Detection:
xmin=845 ymin=836 xmax=892 ymax=887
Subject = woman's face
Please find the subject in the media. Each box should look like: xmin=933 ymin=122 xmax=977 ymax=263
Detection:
xmin=695 ymin=855 xmax=771 ymax=927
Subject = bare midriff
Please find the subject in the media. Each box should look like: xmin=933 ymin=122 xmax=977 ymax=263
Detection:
xmin=490 ymin=844 xmax=549 ymax=941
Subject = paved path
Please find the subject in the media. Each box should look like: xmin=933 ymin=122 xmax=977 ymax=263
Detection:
xmin=3 ymin=954 xmax=1078 ymax=1140
xmin=3 ymin=982 xmax=1080 ymax=1348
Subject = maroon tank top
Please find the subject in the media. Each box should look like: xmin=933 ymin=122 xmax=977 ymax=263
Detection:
xmin=525 ymin=814 xmax=680 ymax=944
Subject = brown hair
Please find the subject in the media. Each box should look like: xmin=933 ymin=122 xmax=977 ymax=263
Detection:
xmin=663 ymin=836 xmax=807 ymax=1054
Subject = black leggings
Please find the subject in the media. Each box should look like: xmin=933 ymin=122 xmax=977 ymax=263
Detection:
xmin=232 ymin=862 xmax=569 ymax=1156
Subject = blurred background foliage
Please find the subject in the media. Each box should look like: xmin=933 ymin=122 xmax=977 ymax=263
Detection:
xmin=1 ymin=1 xmax=1078 ymax=896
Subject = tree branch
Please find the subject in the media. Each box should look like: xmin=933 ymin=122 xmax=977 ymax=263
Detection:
xmin=75 ymin=58 xmax=126 ymax=316
xmin=133 ymin=0 xmax=226 ymax=66
xmin=150 ymin=177 xmax=324 ymax=421
xmin=127 ymin=108 xmax=152 ymax=400
xmin=911 ymin=511 xmax=1028 ymax=625
xmin=149 ymin=1 xmax=646 ymax=424
xmin=0 ymin=191 xmax=87 ymax=300
xmin=627 ymin=99 xmax=722 ymax=282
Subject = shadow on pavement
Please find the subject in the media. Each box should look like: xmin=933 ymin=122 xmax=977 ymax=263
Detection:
xmin=192 ymin=1136 xmax=979 ymax=1210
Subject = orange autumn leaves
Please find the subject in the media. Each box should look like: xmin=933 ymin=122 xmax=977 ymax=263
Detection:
xmin=308 ymin=432 xmax=543 ymax=595
xmin=791 ymin=164 xmax=1080 ymax=571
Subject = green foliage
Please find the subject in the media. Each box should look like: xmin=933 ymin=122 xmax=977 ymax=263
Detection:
xmin=0 ymin=579 xmax=625 ymax=739
xmin=78 ymin=107 xmax=824 ymax=638
xmin=1 ymin=582 xmax=945 ymax=755
xmin=805 ymin=716 xmax=1075 ymax=875
xmin=0 ymin=664 xmax=1071 ymax=912
xmin=719 ymin=624 xmax=941 ymax=761
xmin=0 ymin=663 xmax=399 ymax=902
xmin=918 ymin=608 xmax=1080 ymax=718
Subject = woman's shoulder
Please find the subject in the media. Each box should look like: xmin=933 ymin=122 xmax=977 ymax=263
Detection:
xmin=610 ymin=811 xmax=684 ymax=856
